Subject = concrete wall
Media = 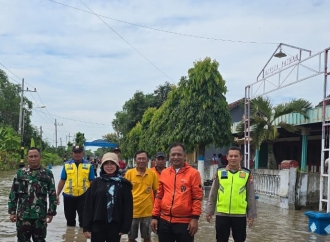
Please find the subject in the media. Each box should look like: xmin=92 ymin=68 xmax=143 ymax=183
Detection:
xmin=204 ymin=166 xmax=326 ymax=210
xmin=252 ymin=168 xmax=297 ymax=209
xmin=295 ymin=171 xmax=327 ymax=209
xmin=252 ymin=168 xmax=327 ymax=210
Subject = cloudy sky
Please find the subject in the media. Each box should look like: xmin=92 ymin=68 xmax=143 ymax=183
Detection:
xmin=1 ymin=0 xmax=329 ymax=148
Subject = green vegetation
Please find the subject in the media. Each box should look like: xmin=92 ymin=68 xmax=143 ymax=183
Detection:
xmin=1 ymin=56 xmax=233 ymax=168
xmin=237 ymin=97 xmax=312 ymax=169
xmin=111 ymin=57 xmax=232 ymax=160
xmin=0 ymin=69 xmax=87 ymax=170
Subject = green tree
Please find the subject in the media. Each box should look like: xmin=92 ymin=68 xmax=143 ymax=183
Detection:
xmin=146 ymin=88 xmax=180 ymax=154
xmin=157 ymin=57 xmax=232 ymax=157
xmin=112 ymin=91 xmax=148 ymax=137
xmin=0 ymin=125 xmax=20 ymax=153
xmin=152 ymin=81 xmax=173 ymax=108
xmin=0 ymin=125 xmax=21 ymax=170
xmin=112 ymin=111 xmax=128 ymax=139
xmin=0 ymin=69 xmax=20 ymax=129
xmin=121 ymin=122 xmax=143 ymax=158
xmin=41 ymin=152 xmax=63 ymax=166
xmin=103 ymin=133 xmax=120 ymax=144
xmin=238 ymin=96 xmax=312 ymax=169
xmin=133 ymin=107 xmax=157 ymax=155
xmin=85 ymin=149 xmax=94 ymax=157
xmin=0 ymin=69 xmax=34 ymax=146
xmin=94 ymin=147 xmax=106 ymax=158
xmin=67 ymin=141 xmax=73 ymax=148
xmin=112 ymin=83 xmax=173 ymax=138
xmin=74 ymin=132 xmax=86 ymax=146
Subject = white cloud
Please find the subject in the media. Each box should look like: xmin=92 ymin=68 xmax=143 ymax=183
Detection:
xmin=1 ymin=0 xmax=329 ymax=147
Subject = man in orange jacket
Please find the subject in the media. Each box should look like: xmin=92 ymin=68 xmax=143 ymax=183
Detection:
xmin=151 ymin=143 xmax=203 ymax=242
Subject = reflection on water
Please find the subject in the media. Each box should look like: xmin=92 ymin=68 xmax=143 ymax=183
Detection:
xmin=0 ymin=166 xmax=328 ymax=241
xmin=61 ymin=227 xmax=87 ymax=242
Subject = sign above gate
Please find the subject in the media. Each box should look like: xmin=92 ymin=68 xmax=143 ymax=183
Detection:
xmin=264 ymin=54 xmax=299 ymax=76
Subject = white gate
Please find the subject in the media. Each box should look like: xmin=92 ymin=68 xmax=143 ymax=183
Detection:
xmin=243 ymin=43 xmax=330 ymax=212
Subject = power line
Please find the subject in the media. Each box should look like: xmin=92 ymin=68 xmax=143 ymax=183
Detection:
xmin=1 ymin=62 xmax=108 ymax=128
xmin=64 ymin=124 xmax=110 ymax=128
xmin=1 ymin=63 xmax=105 ymax=127
xmin=0 ymin=62 xmax=40 ymax=90
xmin=49 ymin=0 xmax=278 ymax=45
xmin=78 ymin=0 xmax=173 ymax=81
xmin=0 ymin=62 xmax=22 ymax=80
xmin=33 ymin=109 xmax=108 ymax=125
xmin=32 ymin=92 xmax=69 ymax=135
xmin=35 ymin=92 xmax=56 ymax=122
xmin=28 ymin=93 xmax=54 ymax=124
xmin=31 ymin=107 xmax=53 ymax=124
xmin=0 ymin=65 xmax=62 ymax=127
xmin=7 ymin=75 xmax=21 ymax=85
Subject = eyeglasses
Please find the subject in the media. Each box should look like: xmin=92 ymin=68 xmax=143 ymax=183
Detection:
xmin=136 ymin=158 xmax=147 ymax=161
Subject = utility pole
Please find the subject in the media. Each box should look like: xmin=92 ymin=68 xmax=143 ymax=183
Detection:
xmin=54 ymin=119 xmax=63 ymax=149
xmin=18 ymin=79 xmax=37 ymax=135
xmin=60 ymin=137 xmax=62 ymax=147
xmin=40 ymin=126 xmax=43 ymax=151
xmin=22 ymin=110 xmax=26 ymax=136
xmin=68 ymin=133 xmax=71 ymax=144
xmin=18 ymin=79 xmax=24 ymax=135
xmin=55 ymin=119 xmax=57 ymax=149
xmin=18 ymin=79 xmax=37 ymax=168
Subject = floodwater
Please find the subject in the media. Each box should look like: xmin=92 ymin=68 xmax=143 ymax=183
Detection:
xmin=0 ymin=166 xmax=328 ymax=242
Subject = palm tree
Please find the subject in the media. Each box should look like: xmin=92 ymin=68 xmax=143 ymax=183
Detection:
xmin=238 ymin=97 xmax=312 ymax=169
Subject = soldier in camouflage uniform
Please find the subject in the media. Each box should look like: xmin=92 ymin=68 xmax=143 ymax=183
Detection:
xmin=8 ymin=147 xmax=57 ymax=242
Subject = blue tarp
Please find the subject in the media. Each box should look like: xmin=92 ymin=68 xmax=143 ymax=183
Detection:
xmin=84 ymin=139 xmax=117 ymax=148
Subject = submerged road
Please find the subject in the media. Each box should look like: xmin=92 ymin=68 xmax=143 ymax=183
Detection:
xmin=0 ymin=166 xmax=328 ymax=241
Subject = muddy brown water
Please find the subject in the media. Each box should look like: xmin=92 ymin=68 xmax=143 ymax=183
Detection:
xmin=0 ymin=166 xmax=328 ymax=241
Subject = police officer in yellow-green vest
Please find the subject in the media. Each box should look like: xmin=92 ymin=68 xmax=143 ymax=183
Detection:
xmin=56 ymin=145 xmax=95 ymax=227
xmin=205 ymin=146 xmax=257 ymax=242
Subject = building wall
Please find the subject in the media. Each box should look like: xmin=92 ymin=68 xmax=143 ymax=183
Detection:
xmin=204 ymin=144 xmax=227 ymax=161
xmin=231 ymin=106 xmax=243 ymax=123
xmin=273 ymin=139 xmax=322 ymax=170
xmin=253 ymin=168 xmax=324 ymax=210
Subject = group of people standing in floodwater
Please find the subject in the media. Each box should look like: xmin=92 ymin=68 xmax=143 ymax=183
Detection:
xmin=8 ymin=142 xmax=257 ymax=242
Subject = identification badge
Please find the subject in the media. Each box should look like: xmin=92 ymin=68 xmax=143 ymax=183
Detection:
xmin=145 ymin=186 xmax=151 ymax=193
xmin=239 ymin=172 xmax=246 ymax=178
xmin=221 ymin=171 xmax=228 ymax=179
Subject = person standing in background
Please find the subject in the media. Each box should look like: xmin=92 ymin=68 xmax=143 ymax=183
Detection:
xmin=83 ymin=152 xmax=133 ymax=242
xmin=217 ymin=153 xmax=223 ymax=167
xmin=113 ymin=147 xmax=127 ymax=173
xmin=151 ymin=143 xmax=203 ymax=242
xmin=205 ymin=146 xmax=257 ymax=242
xmin=125 ymin=150 xmax=158 ymax=242
xmin=93 ymin=158 xmax=98 ymax=177
xmin=150 ymin=151 xmax=167 ymax=178
xmin=8 ymin=147 xmax=57 ymax=242
xmin=56 ymin=145 xmax=95 ymax=227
